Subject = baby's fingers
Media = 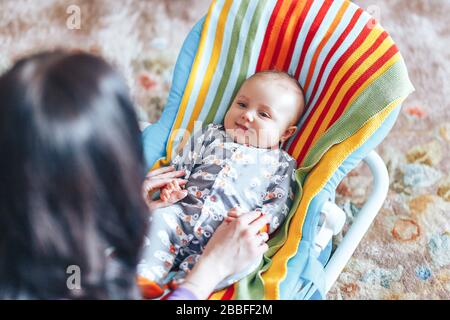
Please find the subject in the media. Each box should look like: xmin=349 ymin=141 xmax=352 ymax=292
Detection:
xmin=249 ymin=214 xmax=272 ymax=234
xmin=227 ymin=207 xmax=243 ymax=219
xmin=161 ymin=189 xmax=170 ymax=202
xmin=177 ymin=179 xmax=188 ymax=188
xmin=171 ymin=190 xmax=188 ymax=202
xmin=172 ymin=180 xmax=181 ymax=191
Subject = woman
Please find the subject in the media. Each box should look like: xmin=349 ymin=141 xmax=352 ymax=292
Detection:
xmin=0 ymin=51 xmax=268 ymax=299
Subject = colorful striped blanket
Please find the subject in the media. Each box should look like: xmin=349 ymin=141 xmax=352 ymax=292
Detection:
xmin=152 ymin=0 xmax=414 ymax=299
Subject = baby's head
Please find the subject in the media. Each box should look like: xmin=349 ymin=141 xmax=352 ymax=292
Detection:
xmin=224 ymin=70 xmax=305 ymax=149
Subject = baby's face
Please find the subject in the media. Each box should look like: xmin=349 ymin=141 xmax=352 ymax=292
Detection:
xmin=224 ymin=76 xmax=303 ymax=149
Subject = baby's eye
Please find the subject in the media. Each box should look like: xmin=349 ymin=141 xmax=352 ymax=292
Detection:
xmin=237 ymin=102 xmax=247 ymax=108
xmin=259 ymin=112 xmax=271 ymax=119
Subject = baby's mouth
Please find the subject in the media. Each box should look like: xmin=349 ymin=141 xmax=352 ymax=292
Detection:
xmin=235 ymin=123 xmax=248 ymax=131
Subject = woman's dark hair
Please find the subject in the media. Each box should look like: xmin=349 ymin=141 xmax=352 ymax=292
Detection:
xmin=0 ymin=51 xmax=148 ymax=299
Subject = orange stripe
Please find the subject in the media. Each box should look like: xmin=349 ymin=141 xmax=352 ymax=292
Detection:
xmin=307 ymin=52 xmax=400 ymax=158
xmin=296 ymin=31 xmax=392 ymax=161
xmin=287 ymin=8 xmax=365 ymax=159
xmin=325 ymin=44 xmax=398 ymax=130
xmin=303 ymin=0 xmax=349 ymax=92
xmin=291 ymin=25 xmax=384 ymax=160
xmin=326 ymin=44 xmax=399 ymax=128
xmin=293 ymin=0 xmax=334 ymax=80
xmin=301 ymin=8 xmax=364 ymax=111
xmin=269 ymin=0 xmax=299 ymax=70
xmin=260 ymin=0 xmax=292 ymax=70
xmin=256 ymin=0 xmax=284 ymax=71
xmin=273 ymin=0 xmax=307 ymax=70
xmin=306 ymin=39 xmax=397 ymax=152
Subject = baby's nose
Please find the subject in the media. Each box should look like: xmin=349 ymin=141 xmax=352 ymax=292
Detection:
xmin=242 ymin=111 xmax=254 ymax=122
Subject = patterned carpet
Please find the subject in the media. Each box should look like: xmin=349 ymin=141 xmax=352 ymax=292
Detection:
xmin=1 ymin=0 xmax=448 ymax=299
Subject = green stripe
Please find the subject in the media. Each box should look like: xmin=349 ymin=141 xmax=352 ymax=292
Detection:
xmin=203 ymin=0 xmax=251 ymax=125
xmin=224 ymin=0 xmax=267 ymax=122
xmin=304 ymin=58 xmax=414 ymax=168
xmin=225 ymin=0 xmax=273 ymax=300
xmin=222 ymin=0 xmax=269 ymax=122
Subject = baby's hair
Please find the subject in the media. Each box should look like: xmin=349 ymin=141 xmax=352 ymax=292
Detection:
xmin=247 ymin=70 xmax=305 ymax=124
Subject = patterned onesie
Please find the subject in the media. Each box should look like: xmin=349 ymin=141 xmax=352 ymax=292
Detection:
xmin=137 ymin=124 xmax=297 ymax=286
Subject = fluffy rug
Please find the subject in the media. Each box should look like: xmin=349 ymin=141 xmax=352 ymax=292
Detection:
xmin=1 ymin=0 xmax=448 ymax=299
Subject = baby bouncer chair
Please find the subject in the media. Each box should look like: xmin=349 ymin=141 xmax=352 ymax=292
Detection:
xmin=141 ymin=0 xmax=414 ymax=299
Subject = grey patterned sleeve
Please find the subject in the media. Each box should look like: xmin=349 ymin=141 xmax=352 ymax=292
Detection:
xmin=170 ymin=124 xmax=218 ymax=178
xmin=260 ymin=155 xmax=297 ymax=234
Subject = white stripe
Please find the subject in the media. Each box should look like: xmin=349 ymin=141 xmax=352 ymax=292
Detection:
xmin=196 ymin=0 xmax=245 ymax=124
xmin=171 ymin=0 xmax=226 ymax=156
xmin=178 ymin=0 xmax=226 ymax=132
xmin=303 ymin=3 xmax=358 ymax=102
xmin=297 ymin=0 xmax=343 ymax=89
xmin=212 ymin=0 xmax=269 ymax=123
xmin=301 ymin=10 xmax=370 ymax=124
xmin=285 ymin=3 xmax=369 ymax=150
xmin=287 ymin=0 xmax=325 ymax=77
xmin=190 ymin=1 xmax=248 ymax=122
xmin=282 ymin=0 xmax=325 ymax=151
xmin=245 ymin=0 xmax=278 ymax=77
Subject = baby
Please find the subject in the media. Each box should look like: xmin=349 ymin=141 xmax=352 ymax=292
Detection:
xmin=138 ymin=71 xmax=305 ymax=291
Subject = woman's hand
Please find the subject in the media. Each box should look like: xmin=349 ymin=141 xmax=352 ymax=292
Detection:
xmin=141 ymin=166 xmax=188 ymax=211
xmin=179 ymin=210 xmax=270 ymax=299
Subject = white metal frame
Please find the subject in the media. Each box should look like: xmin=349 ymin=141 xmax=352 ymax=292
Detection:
xmin=322 ymin=150 xmax=389 ymax=293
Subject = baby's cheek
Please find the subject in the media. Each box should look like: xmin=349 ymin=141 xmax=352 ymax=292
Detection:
xmin=257 ymin=130 xmax=279 ymax=148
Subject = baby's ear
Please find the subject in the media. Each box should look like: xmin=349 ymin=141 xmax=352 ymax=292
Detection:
xmin=281 ymin=126 xmax=297 ymax=143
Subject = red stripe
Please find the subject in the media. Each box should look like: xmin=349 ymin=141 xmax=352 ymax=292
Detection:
xmin=294 ymin=0 xmax=334 ymax=79
xmin=288 ymin=12 xmax=367 ymax=157
xmin=221 ymin=285 xmax=235 ymax=300
xmin=287 ymin=15 xmax=369 ymax=158
xmin=295 ymin=31 xmax=389 ymax=162
xmin=306 ymin=8 xmax=363 ymax=111
xmin=282 ymin=0 xmax=314 ymax=70
xmin=316 ymin=32 xmax=388 ymax=129
xmin=256 ymin=0 xmax=283 ymax=72
xmin=327 ymin=44 xmax=398 ymax=127
xmin=268 ymin=0 xmax=299 ymax=70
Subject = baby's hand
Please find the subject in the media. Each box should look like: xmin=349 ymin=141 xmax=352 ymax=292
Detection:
xmin=160 ymin=180 xmax=188 ymax=204
xmin=226 ymin=208 xmax=270 ymax=234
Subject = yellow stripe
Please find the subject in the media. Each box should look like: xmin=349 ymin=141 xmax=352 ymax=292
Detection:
xmin=291 ymin=25 xmax=384 ymax=159
xmin=209 ymin=286 xmax=238 ymax=300
xmin=161 ymin=1 xmax=218 ymax=168
xmin=263 ymin=97 xmax=404 ymax=299
xmin=185 ymin=0 xmax=233 ymax=134
xmin=209 ymin=289 xmax=227 ymax=300
xmin=308 ymin=40 xmax=398 ymax=148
